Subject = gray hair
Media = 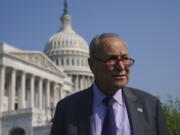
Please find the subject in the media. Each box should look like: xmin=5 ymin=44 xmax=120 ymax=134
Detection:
xmin=89 ymin=33 xmax=124 ymax=57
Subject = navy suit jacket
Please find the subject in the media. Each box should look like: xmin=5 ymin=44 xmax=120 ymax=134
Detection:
xmin=50 ymin=87 xmax=169 ymax=135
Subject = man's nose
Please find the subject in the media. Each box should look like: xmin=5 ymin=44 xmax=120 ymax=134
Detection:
xmin=116 ymin=60 xmax=125 ymax=70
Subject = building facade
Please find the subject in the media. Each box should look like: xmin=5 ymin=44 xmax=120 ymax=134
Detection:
xmin=0 ymin=2 xmax=93 ymax=135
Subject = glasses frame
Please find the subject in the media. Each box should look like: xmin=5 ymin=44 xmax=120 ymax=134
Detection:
xmin=92 ymin=56 xmax=135 ymax=67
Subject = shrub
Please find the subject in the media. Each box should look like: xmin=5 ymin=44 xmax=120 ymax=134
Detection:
xmin=162 ymin=97 xmax=180 ymax=135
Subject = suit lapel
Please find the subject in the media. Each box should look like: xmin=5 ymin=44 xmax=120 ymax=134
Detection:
xmin=77 ymin=88 xmax=93 ymax=135
xmin=123 ymin=87 xmax=144 ymax=135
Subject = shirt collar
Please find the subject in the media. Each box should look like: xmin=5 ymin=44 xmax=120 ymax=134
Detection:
xmin=93 ymin=83 xmax=124 ymax=106
xmin=113 ymin=88 xmax=124 ymax=106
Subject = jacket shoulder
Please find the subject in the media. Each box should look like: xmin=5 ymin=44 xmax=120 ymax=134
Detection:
xmin=56 ymin=87 xmax=92 ymax=108
xmin=126 ymin=87 xmax=159 ymax=102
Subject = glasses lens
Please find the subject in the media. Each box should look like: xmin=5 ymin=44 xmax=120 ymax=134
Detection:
xmin=123 ymin=58 xmax=134 ymax=67
xmin=108 ymin=58 xmax=134 ymax=67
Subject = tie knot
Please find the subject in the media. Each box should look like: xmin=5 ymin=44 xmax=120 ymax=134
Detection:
xmin=103 ymin=97 xmax=114 ymax=106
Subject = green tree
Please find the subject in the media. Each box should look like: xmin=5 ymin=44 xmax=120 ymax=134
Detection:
xmin=162 ymin=97 xmax=180 ymax=135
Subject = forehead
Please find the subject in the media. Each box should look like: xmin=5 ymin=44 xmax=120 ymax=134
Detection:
xmin=96 ymin=37 xmax=128 ymax=56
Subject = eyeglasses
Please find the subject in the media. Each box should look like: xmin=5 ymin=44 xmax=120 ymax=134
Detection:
xmin=92 ymin=56 xmax=135 ymax=67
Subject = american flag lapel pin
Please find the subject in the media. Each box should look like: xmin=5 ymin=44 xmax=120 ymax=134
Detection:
xmin=137 ymin=107 xmax=143 ymax=112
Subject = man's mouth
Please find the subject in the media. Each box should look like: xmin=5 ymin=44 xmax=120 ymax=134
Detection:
xmin=112 ymin=74 xmax=126 ymax=79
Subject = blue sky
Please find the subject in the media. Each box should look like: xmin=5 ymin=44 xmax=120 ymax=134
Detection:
xmin=0 ymin=0 xmax=180 ymax=101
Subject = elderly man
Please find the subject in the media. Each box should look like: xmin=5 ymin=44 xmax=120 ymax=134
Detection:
xmin=50 ymin=33 xmax=169 ymax=135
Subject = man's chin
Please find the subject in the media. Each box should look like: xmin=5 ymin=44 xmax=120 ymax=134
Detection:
xmin=113 ymin=80 xmax=128 ymax=89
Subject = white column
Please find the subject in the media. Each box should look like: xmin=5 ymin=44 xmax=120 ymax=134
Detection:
xmin=61 ymin=58 xmax=64 ymax=65
xmin=59 ymin=84 xmax=64 ymax=99
xmin=58 ymin=58 xmax=61 ymax=66
xmin=69 ymin=57 xmax=72 ymax=66
xmin=38 ymin=78 xmax=43 ymax=110
xmin=58 ymin=84 xmax=62 ymax=99
xmin=53 ymin=83 xmax=57 ymax=107
xmin=63 ymin=58 xmax=66 ymax=66
xmin=9 ymin=69 xmax=16 ymax=111
xmin=72 ymin=58 xmax=75 ymax=65
xmin=46 ymin=80 xmax=50 ymax=117
xmin=83 ymin=76 xmax=86 ymax=89
xmin=30 ymin=75 xmax=35 ymax=108
xmin=79 ymin=75 xmax=81 ymax=90
xmin=78 ymin=75 xmax=81 ymax=90
xmin=75 ymin=75 xmax=79 ymax=91
xmin=81 ymin=76 xmax=84 ymax=90
xmin=0 ymin=66 xmax=5 ymax=112
xmin=86 ymin=77 xmax=89 ymax=88
xmin=19 ymin=71 xmax=26 ymax=109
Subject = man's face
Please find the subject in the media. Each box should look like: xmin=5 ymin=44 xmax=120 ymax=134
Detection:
xmin=89 ymin=37 xmax=131 ymax=95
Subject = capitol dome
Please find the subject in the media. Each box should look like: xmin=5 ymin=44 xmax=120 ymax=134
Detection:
xmin=44 ymin=14 xmax=89 ymax=54
xmin=44 ymin=2 xmax=93 ymax=92
xmin=46 ymin=32 xmax=89 ymax=53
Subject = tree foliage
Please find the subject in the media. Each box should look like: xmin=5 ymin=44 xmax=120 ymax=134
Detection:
xmin=162 ymin=97 xmax=180 ymax=135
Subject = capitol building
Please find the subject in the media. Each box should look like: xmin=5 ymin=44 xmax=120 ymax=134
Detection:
xmin=0 ymin=1 xmax=93 ymax=135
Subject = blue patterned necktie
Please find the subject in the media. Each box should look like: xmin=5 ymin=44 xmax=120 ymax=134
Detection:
xmin=101 ymin=97 xmax=117 ymax=135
